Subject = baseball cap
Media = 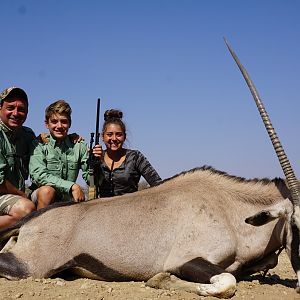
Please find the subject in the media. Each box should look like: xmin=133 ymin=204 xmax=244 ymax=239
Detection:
xmin=0 ymin=86 xmax=28 ymax=103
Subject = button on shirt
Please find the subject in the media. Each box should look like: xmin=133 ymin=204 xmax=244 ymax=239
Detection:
xmin=29 ymin=135 xmax=89 ymax=197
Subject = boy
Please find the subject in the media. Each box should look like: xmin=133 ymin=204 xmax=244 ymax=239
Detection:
xmin=29 ymin=100 xmax=100 ymax=208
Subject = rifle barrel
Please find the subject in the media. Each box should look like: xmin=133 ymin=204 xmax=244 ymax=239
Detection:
xmin=95 ymin=98 xmax=100 ymax=145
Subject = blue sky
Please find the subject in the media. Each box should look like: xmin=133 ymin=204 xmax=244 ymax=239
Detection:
xmin=1 ymin=0 xmax=300 ymax=182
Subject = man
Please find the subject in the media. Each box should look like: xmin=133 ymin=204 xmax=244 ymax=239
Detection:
xmin=29 ymin=100 xmax=102 ymax=209
xmin=0 ymin=87 xmax=36 ymax=229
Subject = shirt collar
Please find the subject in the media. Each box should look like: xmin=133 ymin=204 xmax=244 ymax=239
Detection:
xmin=48 ymin=134 xmax=72 ymax=147
xmin=0 ymin=118 xmax=14 ymax=133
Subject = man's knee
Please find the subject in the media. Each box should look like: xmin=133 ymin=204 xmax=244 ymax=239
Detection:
xmin=38 ymin=186 xmax=56 ymax=197
xmin=10 ymin=198 xmax=36 ymax=219
xmin=32 ymin=186 xmax=55 ymax=202
xmin=33 ymin=186 xmax=56 ymax=208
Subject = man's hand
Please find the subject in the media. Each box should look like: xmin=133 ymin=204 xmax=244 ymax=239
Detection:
xmin=71 ymin=184 xmax=85 ymax=202
xmin=68 ymin=133 xmax=84 ymax=144
xmin=37 ymin=133 xmax=49 ymax=144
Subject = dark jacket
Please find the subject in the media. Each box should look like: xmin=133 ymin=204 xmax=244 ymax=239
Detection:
xmin=99 ymin=149 xmax=161 ymax=197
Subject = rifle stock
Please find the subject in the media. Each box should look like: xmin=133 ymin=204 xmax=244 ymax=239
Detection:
xmin=88 ymin=98 xmax=101 ymax=200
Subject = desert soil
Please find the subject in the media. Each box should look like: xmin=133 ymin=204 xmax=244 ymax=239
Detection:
xmin=0 ymin=251 xmax=299 ymax=300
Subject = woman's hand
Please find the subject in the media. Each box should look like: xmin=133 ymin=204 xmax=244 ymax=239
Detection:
xmin=92 ymin=144 xmax=103 ymax=161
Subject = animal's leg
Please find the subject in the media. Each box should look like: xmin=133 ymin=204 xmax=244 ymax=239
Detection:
xmin=146 ymin=272 xmax=236 ymax=298
xmin=240 ymin=251 xmax=280 ymax=276
xmin=147 ymin=258 xmax=236 ymax=298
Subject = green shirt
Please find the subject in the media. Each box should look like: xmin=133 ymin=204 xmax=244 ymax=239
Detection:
xmin=0 ymin=121 xmax=36 ymax=192
xmin=29 ymin=135 xmax=89 ymax=198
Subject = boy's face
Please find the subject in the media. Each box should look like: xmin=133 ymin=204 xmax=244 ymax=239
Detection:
xmin=45 ymin=113 xmax=70 ymax=142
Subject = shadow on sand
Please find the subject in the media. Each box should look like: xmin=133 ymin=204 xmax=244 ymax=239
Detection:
xmin=240 ymin=273 xmax=296 ymax=289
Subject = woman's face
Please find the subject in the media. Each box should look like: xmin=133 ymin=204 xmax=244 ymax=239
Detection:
xmin=102 ymin=123 xmax=125 ymax=151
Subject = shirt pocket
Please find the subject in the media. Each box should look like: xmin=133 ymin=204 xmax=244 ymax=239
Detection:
xmin=46 ymin=159 xmax=61 ymax=172
xmin=67 ymin=160 xmax=79 ymax=181
xmin=68 ymin=161 xmax=79 ymax=170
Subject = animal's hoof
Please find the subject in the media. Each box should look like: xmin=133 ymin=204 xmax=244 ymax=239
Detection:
xmin=146 ymin=272 xmax=171 ymax=288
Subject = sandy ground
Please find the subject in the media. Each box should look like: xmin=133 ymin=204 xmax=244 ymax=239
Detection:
xmin=0 ymin=251 xmax=299 ymax=300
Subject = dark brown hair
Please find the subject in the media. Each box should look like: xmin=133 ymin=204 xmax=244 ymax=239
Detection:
xmin=102 ymin=109 xmax=126 ymax=136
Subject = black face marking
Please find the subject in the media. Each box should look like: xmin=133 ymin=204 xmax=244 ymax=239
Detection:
xmin=0 ymin=253 xmax=29 ymax=279
xmin=290 ymin=223 xmax=300 ymax=273
xmin=245 ymin=211 xmax=272 ymax=226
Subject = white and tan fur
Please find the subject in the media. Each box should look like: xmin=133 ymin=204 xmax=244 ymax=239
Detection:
xmin=0 ymin=167 xmax=295 ymax=298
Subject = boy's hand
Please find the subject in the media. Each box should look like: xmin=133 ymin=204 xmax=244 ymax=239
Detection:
xmin=71 ymin=184 xmax=85 ymax=202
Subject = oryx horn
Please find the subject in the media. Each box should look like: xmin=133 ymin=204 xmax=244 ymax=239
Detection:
xmin=224 ymin=38 xmax=300 ymax=207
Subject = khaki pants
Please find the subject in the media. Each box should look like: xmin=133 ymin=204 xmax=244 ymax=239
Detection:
xmin=0 ymin=194 xmax=23 ymax=215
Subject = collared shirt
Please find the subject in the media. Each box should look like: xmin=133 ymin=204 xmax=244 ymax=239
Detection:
xmin=0 ymin=120 xmax=36 ymax=191
xmin=99 ymin=149 xmax=162 ymax=197
xmin=29 ymin=135 xmax=89 ymax=197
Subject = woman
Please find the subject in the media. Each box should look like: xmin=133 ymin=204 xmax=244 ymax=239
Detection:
xmin=96 ymin=109 xmax=161 ymax=197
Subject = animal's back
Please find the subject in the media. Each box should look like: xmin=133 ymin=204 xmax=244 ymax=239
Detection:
xmin=9 ymin=167 xmax=289 ymax=279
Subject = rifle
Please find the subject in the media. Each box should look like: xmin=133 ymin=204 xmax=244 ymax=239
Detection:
xmin=88 ymin=98 xmax=101 ymax=200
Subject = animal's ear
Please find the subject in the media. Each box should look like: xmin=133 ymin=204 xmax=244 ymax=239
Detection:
xmin=245 ymin=199 xmax=292 ymax=226
xmin=245 ymin=210 xmax=276 ymax=226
